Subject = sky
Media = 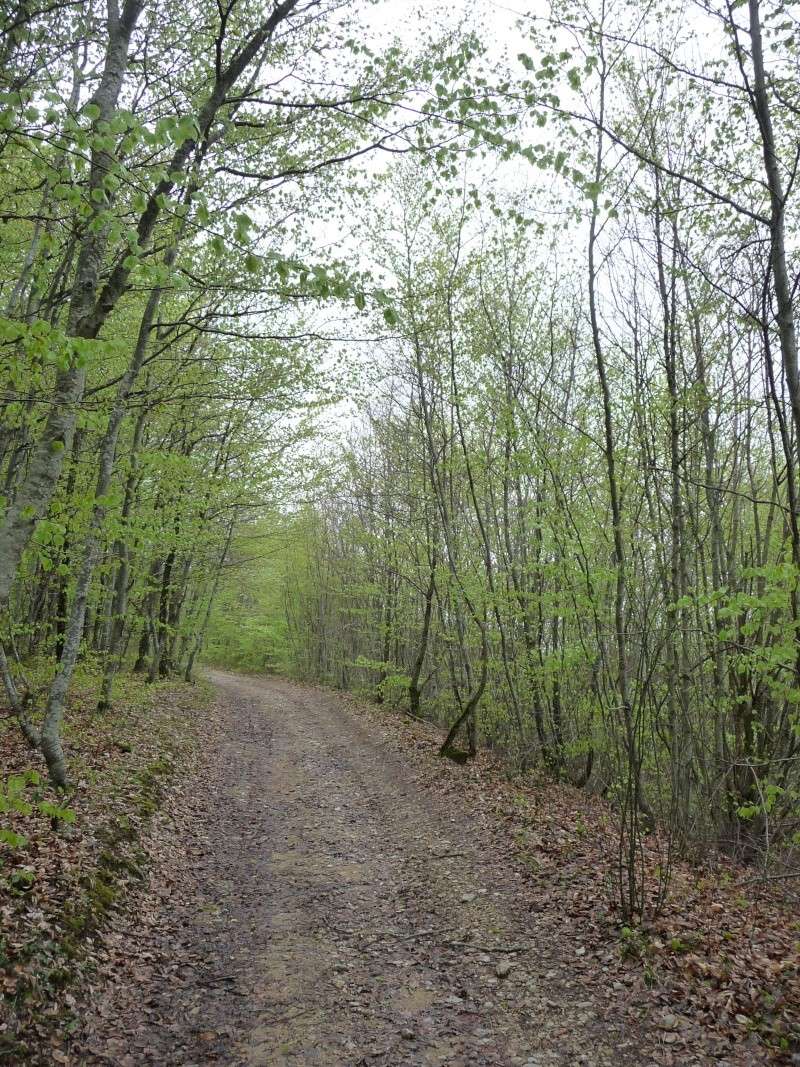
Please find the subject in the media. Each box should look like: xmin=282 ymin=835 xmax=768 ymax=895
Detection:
xmin=262 ymin=0 xmax=747 ymax=480
xmin=288 ymin=0 xmax=569 ymax=450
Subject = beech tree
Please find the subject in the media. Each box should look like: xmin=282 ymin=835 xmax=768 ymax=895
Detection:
xmin=3 ymin=0 xmax=799 ymax=922
xmin=0 ymin=0 xmax=481 ymax=784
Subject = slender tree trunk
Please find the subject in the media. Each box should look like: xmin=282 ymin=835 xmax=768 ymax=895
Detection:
xmin=0 ymin=0 xmax=144 ymax=611
xmin=408 ymin=558 xmax=436 ymax=715
xmin=38 ymin=274 xmax=172 ymax=783
xmin=184 ymin=523 xmax=234 ymax=682
xmin=587 ymin=45 xmax=651 ymax=826
xmin=98 ymin=406 xmax=147 ymax=710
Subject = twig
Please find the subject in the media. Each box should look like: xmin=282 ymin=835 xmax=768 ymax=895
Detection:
xmin=737 ymin=871 xmax=800 ymax=887
xmin=359 ymin=925 xmax=454 ymax=949
xmin=446 ymin=941 xmax=528 ymax=954
xmin=262 ymin=1006 xmax=315 ymax=1026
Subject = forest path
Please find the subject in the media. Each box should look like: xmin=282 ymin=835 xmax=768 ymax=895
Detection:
xmin=75 ymin=671 xmax=647 ymax=1067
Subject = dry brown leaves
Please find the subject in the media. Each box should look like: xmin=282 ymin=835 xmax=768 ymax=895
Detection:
xmin=0 ymin=667 xmax=206 ymax=1064
xmin=4 ymin=670 xmax=798 ymax=1065
xmin=334 ymin=690 xmax=800 ymax=1065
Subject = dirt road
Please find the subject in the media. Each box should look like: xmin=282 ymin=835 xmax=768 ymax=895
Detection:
xmin=75 ymin=672 xmax=659 ymax=1066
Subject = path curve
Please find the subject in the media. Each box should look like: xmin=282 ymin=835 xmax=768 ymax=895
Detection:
xmin=76 ymin=672 xmax=655 ymax=1066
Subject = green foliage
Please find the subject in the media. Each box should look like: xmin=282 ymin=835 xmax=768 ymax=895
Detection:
xmin=0 ymin=771 xmax=76 ymax=853
xmin=2 ymin=0 xmax=800 ymax=944
xmin=8 ymin=868 xmax=35 ymax=890
xmin=619 ymin=925 xmax=651 ymax=961
xmin=0 ymin=829 xmax=27 ymax=848
xmin=204 ymin=517 xmax=302 ymax=674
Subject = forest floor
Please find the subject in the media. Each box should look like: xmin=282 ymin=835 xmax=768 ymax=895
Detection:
xmin=60 ymin=671 xmax=797 ymax=1067
xmin=0 ymin=666 xmax=207 ymax=1063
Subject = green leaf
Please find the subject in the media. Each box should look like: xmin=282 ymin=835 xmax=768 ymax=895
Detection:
xmin=234 ymin=212 xmax=254 ymax=243
xmin=0 ymin=829 xmax=27 ymax=848
xmin=9 ymin=868 xmax=35 ymax=889
xmin=38 ymin=801 xmax=76 ymax=824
